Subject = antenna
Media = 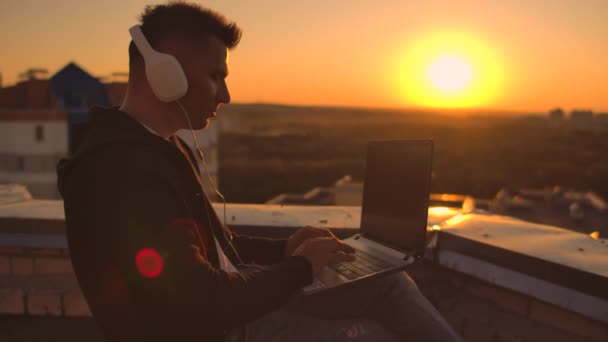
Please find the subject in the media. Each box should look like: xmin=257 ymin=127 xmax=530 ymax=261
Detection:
xmin=18 ymin=68 xmax=48 ymax=81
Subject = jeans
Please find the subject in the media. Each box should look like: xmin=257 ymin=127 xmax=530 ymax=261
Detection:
xmin=226 ymin=264 xmax=463 ymax=342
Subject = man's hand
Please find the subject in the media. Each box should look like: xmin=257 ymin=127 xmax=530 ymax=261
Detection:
xmin=285 ymin=226 xmax=336 ymax=257
xmin=292 ymin=237 xmax=356 ymax=276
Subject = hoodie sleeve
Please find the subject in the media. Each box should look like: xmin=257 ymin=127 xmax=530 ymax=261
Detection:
xmin=66 ymin=157 xmax=313 ymax=331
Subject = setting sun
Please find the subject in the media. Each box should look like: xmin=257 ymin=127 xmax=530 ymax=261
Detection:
xmin=427 ymin=55 xmax=473 ymax=94
xmin=396 ymin=32 xmax=504 ymax=109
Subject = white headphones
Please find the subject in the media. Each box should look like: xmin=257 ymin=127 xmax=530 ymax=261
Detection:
xmin=128 ymin=25 xmax=188 ymax=102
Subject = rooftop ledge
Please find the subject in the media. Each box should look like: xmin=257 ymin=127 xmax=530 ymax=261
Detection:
xmin=0 ymin=198 xmax=607 ymax=324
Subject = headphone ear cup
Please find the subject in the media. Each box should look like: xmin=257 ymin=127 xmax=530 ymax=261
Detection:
xmin=144 ymin=52 xmax=189 ymax=102
xmin=129 ymin=25 xmax=188 ymax=102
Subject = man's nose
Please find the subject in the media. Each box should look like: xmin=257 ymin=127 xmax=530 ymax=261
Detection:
xmin=217 ymin=81 xmax=231 ymax=104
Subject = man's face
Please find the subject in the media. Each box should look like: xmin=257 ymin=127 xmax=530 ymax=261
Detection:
xmin=175 ymin=36 xmax=231 ymax=130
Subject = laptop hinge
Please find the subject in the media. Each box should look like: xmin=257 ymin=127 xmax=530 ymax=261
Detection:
xmin=403 ymin=250 xmax=417 ymax=262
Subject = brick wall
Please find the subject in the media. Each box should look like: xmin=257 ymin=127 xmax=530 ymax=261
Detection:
xmin=0 ymin=245 xmax=606 ymax=341
xmin=0 ymin=247 xmax=90 ymax=319
xmin=407 ymin=260 xmax=608 ymax=342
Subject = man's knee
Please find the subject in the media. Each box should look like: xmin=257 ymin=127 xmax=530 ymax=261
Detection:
xmin=398 ymin=271 xmax=420 ymax=290
xmin=381 ymin=270 xmax=420 ymax=293
xmin=334 ymin=271 xmax=420 ymax=300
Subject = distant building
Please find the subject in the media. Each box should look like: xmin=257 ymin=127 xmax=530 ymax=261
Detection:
xmin=266 ymin=186 xmax=335 ymax=205
xmin=570 ymin=109 xmax=593 ymax=120
xmin=268 ymin=176 xmax=606 ymax=236
xmin=266 ymin=175 xmax=358 ymax=206
xmin=0 ymin=110 xmax=67 ymax=198
xmin=548 ymin=108 xmax=565 ymax=120
xmin=569 ymin=109 xmax=594 ymax=129
xmin=0 ymin=69 xmax=68 ymax=199
xmin=490 ymin=186 xmax=607 ymax=235
xmin=267 ymin=174 xmax=476 ymax=212
xmin=49 ymin=62 xmax=113 ymax=154
xmin=0 ymin=62 xmax=219 ymax=199
xmin=333 ymin=175 xmax=363 ymax=206
xmin=597 ymin=113 xmax=608 ymax=125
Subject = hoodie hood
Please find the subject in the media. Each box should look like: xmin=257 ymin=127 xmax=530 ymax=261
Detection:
xmin=56 ymin=105 xmax=177 ymax=198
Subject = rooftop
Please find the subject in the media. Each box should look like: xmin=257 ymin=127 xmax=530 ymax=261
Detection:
xmin=0 ymin=193 xmax=606 ymax=341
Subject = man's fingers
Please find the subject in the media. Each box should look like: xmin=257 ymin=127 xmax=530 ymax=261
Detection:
xmin=311 ymin=236 xmax=334 ymax=244
xmin=304 ymin=226 xmax=336 ymax=238
xmin=317 ymin=227 xmax=337 ymax=238
xmin=328 ymin=251 xmax=356 ymax=264
xmin=335 ymin=241 xmax=355 ymax=254
xmin=318 ymin=238 xmax=355 ymax=254
xmin=309 ymin=237 xmax=355 ymax=255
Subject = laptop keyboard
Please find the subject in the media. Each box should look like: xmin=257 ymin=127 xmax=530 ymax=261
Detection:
xmin=329 ymin=248 xmax=393 ymax=280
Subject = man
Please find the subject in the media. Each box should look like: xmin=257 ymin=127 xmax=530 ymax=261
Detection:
xmin=57 ymin=2 xmax=461 ymax=341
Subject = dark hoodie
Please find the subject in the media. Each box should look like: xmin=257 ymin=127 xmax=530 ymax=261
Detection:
xmin=57 ymin=105 xmax=313 ymax=342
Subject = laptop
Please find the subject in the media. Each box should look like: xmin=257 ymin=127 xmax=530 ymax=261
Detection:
xmin=302 ymin=139 xmax=434 ymax=295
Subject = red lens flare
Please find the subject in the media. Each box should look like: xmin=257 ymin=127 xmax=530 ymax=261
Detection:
xmin=135 ymin=248 xmax=164 ymax=278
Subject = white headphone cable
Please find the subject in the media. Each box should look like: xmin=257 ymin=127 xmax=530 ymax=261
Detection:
xmin=175 ymin=100 xmax=249 ymax=342
xmin=175 ymin=100 xmax=228 ymax=234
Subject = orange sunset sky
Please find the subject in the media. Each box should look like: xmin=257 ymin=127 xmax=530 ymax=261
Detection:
xmin=1 ymin=0 xmax=607 ymax=112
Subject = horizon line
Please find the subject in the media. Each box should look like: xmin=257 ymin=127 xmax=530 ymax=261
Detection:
xmin=226 ymin=102 xmax=607 ymax=116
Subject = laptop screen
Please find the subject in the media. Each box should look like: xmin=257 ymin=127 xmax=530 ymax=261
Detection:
xmin=360 ymin=140 xmax=433 ymax=255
